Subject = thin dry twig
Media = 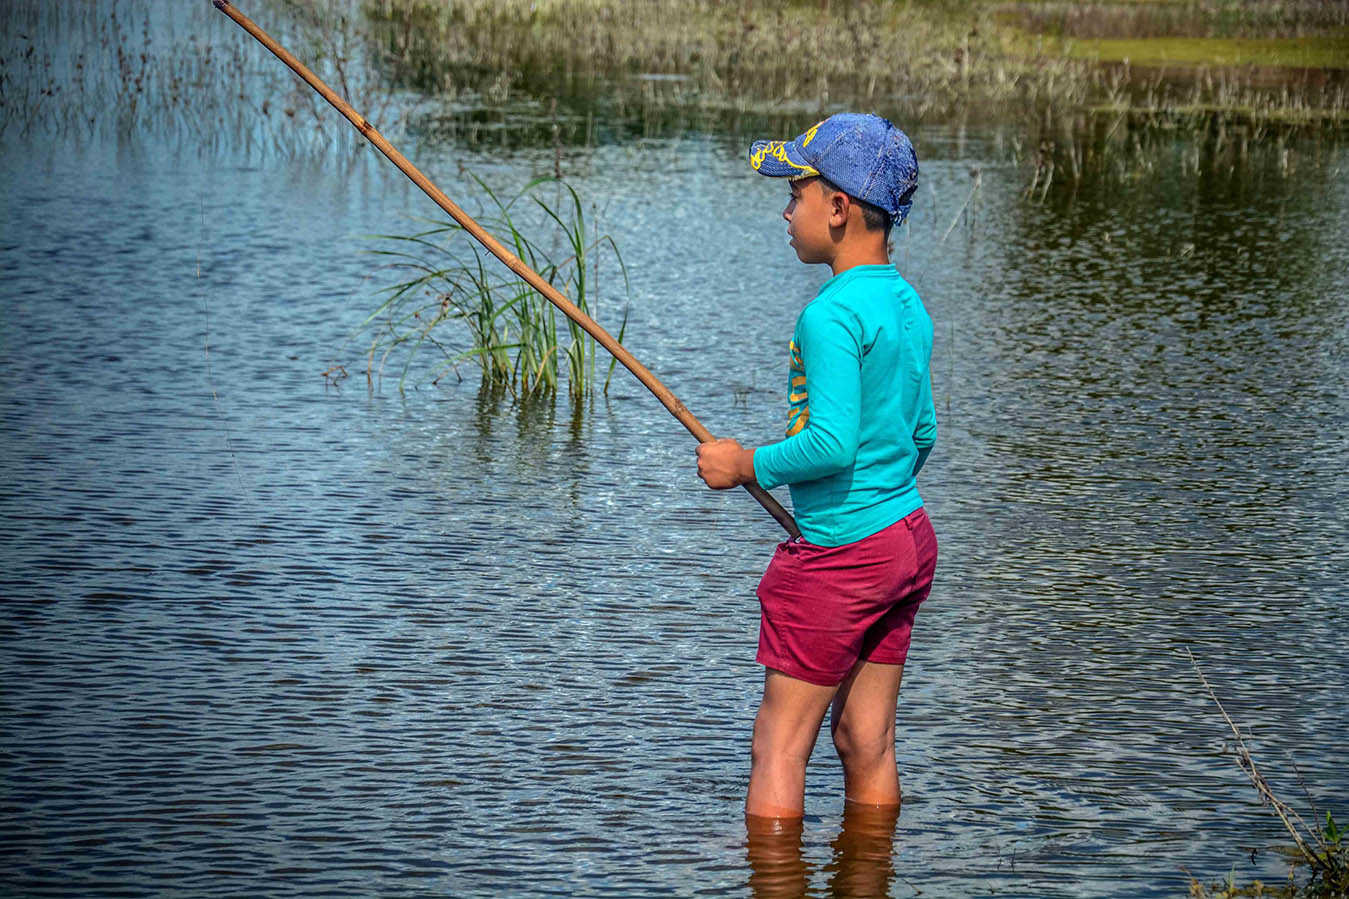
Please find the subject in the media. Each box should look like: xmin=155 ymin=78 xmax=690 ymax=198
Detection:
xmin=1185 ymin=646 xmax=1330 ymax=875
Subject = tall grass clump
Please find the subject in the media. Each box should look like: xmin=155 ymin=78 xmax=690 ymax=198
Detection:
xmin=359 ymin=174 xmax=630 ymax=398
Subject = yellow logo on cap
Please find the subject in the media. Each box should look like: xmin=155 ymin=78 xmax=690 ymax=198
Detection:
xmin=750 ymin=141 xmax=820 ymax=177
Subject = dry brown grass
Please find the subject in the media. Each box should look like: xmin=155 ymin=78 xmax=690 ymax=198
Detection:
xmin=361 ymin=0 xmax=1056 ymax=113
xmin=357 ymin=0 xmax=1349 ymax=122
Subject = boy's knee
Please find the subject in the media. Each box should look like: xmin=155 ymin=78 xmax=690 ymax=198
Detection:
xmin=751 ymin=725 xmax=815 ymax=771
xmin=831 ymin=720 xmax=894 ymax=766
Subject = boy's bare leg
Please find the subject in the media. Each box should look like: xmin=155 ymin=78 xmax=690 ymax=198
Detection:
xmin=829 ymin=660 xmax=904 ymax=806
xmin=746 ymin=669 xmax=839 ymax=818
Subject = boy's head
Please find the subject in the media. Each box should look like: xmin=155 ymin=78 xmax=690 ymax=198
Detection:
xmin=749 ymin=113 xmax=919 ymax=236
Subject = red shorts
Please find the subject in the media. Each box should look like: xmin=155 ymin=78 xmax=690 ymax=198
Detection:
xmin=756 ymin=507 xmax=937 ymax=686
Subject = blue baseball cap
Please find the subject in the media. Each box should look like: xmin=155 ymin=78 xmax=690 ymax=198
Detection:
xmin=749 ymin=113 xmax=919 ymax=224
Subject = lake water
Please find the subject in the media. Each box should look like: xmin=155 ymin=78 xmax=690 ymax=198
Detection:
xmin=2 ymin=3 xmax=1347 ymax=897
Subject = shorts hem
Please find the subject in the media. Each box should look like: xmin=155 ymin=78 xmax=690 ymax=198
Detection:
xmin=859 ymin=652 xmax=908 ymax=667
xmin=757 ymin=655 xmax=848 ymax=687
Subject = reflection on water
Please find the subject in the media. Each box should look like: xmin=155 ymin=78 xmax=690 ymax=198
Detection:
xmin=746 ymin=816 xmax=813 ymax=899
xmin=825 ymin=805 xmax=902 ymax=899
xmin=746 ymin=805 xmax=899 ymax=899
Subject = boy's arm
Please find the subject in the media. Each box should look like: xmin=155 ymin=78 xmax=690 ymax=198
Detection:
xmin=912 ymin=444 xmax=932 ymax=477
xmin=753 ymin=306 xmax=862 ymax=490
xmin=912 ymin=371 xmax=937 ymax=477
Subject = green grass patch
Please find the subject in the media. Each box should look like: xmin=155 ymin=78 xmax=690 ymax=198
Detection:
xmin=1062 ymin=34 xmax=1349 ymax=69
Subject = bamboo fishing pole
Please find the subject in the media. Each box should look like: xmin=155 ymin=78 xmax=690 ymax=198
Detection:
xmin=213 ymin=0 xmax=801 ymax=539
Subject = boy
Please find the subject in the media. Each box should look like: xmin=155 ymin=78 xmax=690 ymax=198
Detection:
xmin=697 ymin=113 xmax=938 ymax=819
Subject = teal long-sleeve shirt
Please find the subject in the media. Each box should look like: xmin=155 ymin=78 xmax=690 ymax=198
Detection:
xmin=753 ymin=265 xmax=937 ymax=546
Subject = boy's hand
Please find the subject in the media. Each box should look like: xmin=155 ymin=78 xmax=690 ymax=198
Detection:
xmin=696 ymin=438 xmax=755 ymax=490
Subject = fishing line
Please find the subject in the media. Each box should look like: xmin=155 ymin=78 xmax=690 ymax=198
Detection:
xmin=914 ymin=167 xmax=982 ymax=283
xmin=198 ymin=190 xmax=247 ymax=496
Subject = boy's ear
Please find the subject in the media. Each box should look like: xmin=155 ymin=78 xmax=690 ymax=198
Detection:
xmin=829 ymin=190 xmax=851 ymax=227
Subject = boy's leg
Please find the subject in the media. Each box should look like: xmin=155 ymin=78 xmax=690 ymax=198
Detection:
xmin=746 ymin=668 xmax=839 ymax=818
xmin=827 ymin=801 xmax=902 ymax=897
xmin=829 ymin=659 xmax=904 ymax=806
xmin=745 ymin=814 xmax=810 ymax=896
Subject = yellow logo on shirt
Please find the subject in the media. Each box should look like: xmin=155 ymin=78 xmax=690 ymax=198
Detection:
xmin=785 ymin=339 xmax=809 ymax=436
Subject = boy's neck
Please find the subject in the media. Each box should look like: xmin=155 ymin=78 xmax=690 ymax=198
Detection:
xmin=829 ymin=244 xmax=891 ymax=276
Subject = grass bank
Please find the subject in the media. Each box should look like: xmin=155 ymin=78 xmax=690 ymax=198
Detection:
xmin=359 ymin=0 xmax=1349 ymax=122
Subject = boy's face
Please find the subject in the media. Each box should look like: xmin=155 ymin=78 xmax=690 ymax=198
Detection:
xmin=782 ymin=177 xmax=838 ymax=265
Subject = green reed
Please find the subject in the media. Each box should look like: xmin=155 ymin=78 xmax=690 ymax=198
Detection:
xmin=360 ymin=174 xmax=629 ymax=397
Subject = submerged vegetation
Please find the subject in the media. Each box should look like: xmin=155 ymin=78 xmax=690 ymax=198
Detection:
xmin=357 ymin=175 xmax=629 ymax=397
